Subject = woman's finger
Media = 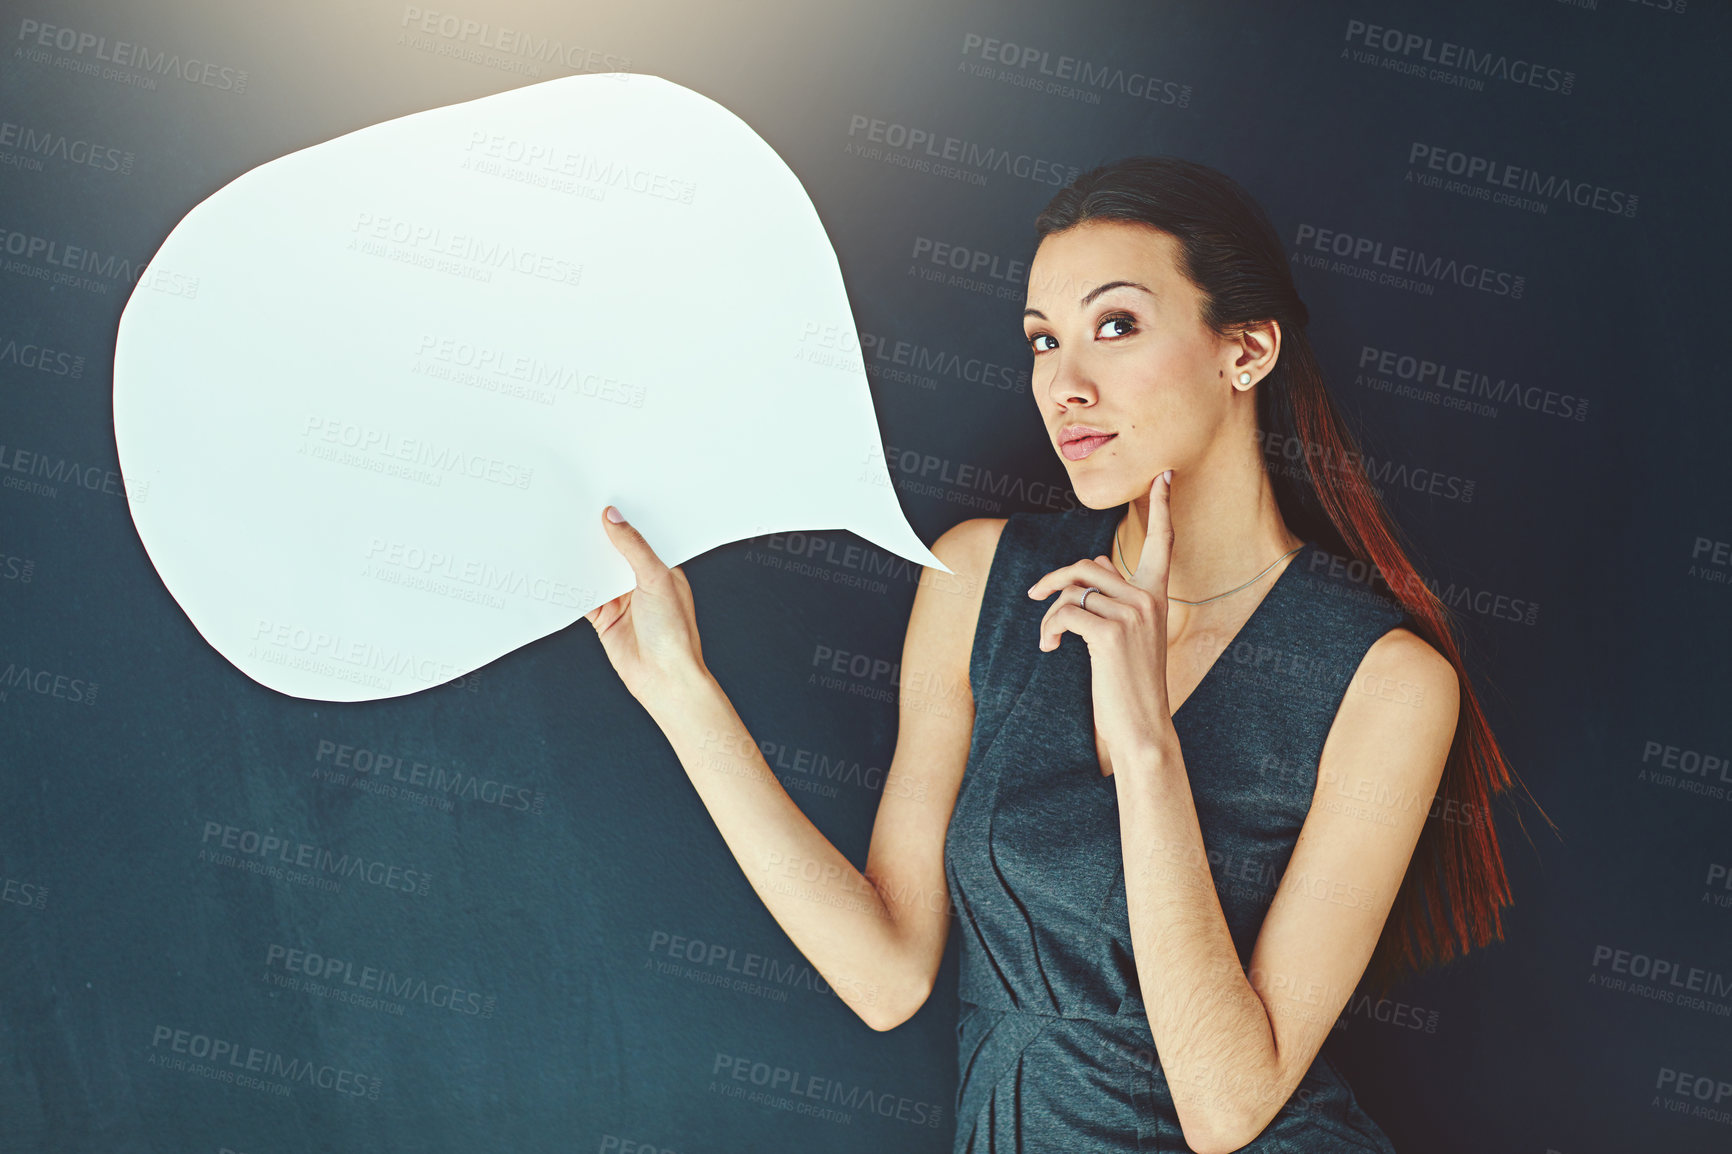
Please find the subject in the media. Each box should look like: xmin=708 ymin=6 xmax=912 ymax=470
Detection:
xmin=584 ymin=592 xmax=625 ymax=637
xmin=600 ymin=505 xmax=674 ymax=590
xmin=1038 ymin=582 xmax=1135 ymax=651
xmin=1039 ymin=589 xmax=1135 ymax=650
xmin=1036 ymin=575 xmax=1130 ymax=631
xmin=1127 ymin=469 xmax=1174 ymax=591
xmin=1026 ymin=556 xmax=1124 ymax=601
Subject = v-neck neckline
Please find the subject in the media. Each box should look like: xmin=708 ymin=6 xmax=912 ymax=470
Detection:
xmin=1061 ymin=506 xmax=1314 ymax=785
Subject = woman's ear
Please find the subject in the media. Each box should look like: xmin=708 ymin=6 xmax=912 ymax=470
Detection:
xmin=1229 ymin=319 xmax=1280 ymax=391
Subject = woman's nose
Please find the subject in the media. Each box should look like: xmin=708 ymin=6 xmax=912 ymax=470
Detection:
xmin=1045 ymin=351 xmax=1096 ymax=407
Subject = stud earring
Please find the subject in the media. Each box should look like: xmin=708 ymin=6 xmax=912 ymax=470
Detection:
xmin=1238 ymin=371 xmax=1252 ymax=385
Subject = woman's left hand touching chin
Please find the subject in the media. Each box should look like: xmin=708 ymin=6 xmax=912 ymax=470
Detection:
xmin=1026 ymin=469 xmax=1178 ymax=772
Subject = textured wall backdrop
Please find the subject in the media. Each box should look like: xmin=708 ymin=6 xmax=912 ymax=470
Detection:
xmin=2 ymin=1 xmax=1729 ymax=1152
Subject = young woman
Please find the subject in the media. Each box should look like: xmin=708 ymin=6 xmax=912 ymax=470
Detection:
xmin=584 ymin=157 xmax=1535 ymax=1153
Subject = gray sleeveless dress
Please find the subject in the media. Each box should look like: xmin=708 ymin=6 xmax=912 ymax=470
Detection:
xmin=943 ymin=503 xmax=1413 ymax=1153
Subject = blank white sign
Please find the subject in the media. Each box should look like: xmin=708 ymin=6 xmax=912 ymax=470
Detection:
xmin=114 ymin=72 xmax=946 ymax=702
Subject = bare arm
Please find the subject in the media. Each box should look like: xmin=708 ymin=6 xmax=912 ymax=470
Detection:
xmin=586 ymin=509 xmax=1005 ymax=1030
xmin=1119 ymin=629 xmax=1459 ymax=1153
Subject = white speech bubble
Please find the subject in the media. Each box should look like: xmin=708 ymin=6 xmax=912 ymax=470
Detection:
xmin=113 ymin=72 xmax=950 ymax=703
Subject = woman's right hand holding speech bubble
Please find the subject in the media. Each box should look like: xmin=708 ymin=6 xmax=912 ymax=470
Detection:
xmin=584 ymin=505 xmax=713 ymax=718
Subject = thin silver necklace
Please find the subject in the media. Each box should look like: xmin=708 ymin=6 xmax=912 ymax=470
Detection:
xmin=1113 ymin=525 xmax=1303 ymax=606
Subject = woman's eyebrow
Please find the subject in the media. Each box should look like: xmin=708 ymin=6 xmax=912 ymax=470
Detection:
xmin=1023 ymin=280 xmax=1154 ymax=320
xmin=1080 ymin=280 xmax=1152 ymax=306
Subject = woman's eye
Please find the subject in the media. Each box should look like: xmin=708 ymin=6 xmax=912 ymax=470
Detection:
xmin=1029 ymin=333 xmax=1057 ymax=352
xmin=1096 ymin=315 xmax=1136 ymax=339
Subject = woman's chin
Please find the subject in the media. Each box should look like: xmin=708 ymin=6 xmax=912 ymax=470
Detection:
xmin=1064 ymin=472 xmax=1133 ymax=511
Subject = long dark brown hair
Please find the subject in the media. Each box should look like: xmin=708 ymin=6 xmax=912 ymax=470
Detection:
xmin=1034 ymin=156 xmax=1553 ymax=995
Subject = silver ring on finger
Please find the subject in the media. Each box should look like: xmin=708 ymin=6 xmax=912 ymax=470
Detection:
xmin=1078 ymin=585 xmax=1102 ymax=613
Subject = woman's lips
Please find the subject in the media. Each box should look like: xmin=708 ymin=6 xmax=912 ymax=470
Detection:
xmin=1061 ymin=433 xmax=1117 ymax=461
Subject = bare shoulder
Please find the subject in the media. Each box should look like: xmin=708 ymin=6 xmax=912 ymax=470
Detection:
xmin=898 ymin=517 xmax=1010 ymax=725
xmin=1326 ymin=625 xmax=1461 ymax=794
xmin=1357 ymin=627 xmax=1459 ymax=712
xmin=913 ymin=517 xmax=1009 ymax=639
xmin=928 ymin=516 xmax=1009 ymax=582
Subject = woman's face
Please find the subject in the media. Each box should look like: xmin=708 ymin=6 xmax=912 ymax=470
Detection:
xmin=1022 ymin=219 xmax=1246 ymax=510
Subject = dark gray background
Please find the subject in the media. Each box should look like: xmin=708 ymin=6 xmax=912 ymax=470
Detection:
xmin=3 ymin=0 xmax=1729 ymax=1151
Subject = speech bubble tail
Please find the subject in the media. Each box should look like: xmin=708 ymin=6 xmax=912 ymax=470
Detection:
xmin=851 ymin=521 xmax=953 ymax=575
